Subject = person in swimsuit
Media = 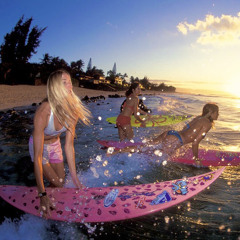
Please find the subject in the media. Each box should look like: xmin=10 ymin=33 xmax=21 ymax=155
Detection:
xmin=29 ymin=69 xmax=91 ymax=218
xmin=148 ymin=103 xmax=219 ymax=165
xmin=116 ymin=103 xmax=219 ymax=166
xmin=120 ymin=98 xmax=152 ymax=114
xmin=116 ymin=82 xmax=151 ymax=141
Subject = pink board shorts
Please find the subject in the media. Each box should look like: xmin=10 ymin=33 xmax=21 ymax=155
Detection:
xmin=29 ymin=136 xmax=63 ymax=165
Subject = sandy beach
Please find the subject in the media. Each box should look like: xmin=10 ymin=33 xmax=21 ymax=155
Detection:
xmin=0 ymin=84 xmax=159 ymax=111
xmin=0 ymin=85 xmax=129 ymax=111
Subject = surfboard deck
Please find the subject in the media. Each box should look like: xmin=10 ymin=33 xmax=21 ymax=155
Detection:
xmin=106 ymin=115 xmax=192 ymax=127
xmin=171 ymin=148 xmax=240 ymax=167
xmin=0 ymin=168 xmax=224 ymax=223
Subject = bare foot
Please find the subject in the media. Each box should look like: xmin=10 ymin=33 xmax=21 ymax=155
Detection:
xmin=195 ymin=159 xmax=203 ymax=167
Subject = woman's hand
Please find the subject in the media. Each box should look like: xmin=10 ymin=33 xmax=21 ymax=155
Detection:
xmin=73 ymin=177 xmax=85 ymax=190
xmin=39 ymin=195 xmax=55 ymax=219
xmin=146 ymin=113 xmax=152 ymax=118
xmin=140 ymin=121 xmax=146 ymax=127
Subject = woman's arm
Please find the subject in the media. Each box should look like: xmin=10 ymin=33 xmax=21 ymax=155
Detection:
xmin=33 ymin=105 xmax=49 ymax=194
xmin=191 ymin=122 xmax=211 ymax=160
xmin=33 ymin=104 xmax=54 ymax=218
xmin=138 ymin=108 xmax=151 ymax=116
xmin=132 ymin=98 xmax=147 ymax=125
xmin=65 ymin=125 xmax=84 ymax=189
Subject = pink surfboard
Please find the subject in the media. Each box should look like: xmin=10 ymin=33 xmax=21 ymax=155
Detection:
xmin=97 ymin=140 xmax=240 ymax=167
xmin=0 ymin=167 xmax=224 ymax=223
xmin=171 ymin=148 xmax=240 ymax=167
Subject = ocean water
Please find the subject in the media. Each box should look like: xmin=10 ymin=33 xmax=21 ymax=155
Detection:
xmin=0 ymin=91 xmax=240 ymax=240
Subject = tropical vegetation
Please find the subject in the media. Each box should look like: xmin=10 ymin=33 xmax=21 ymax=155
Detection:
xmin=0 ymin=16 xmax=176 ymax=92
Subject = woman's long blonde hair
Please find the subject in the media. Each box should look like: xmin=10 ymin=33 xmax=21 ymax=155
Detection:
xmin=47 ymin=69 xmax=91 ymax=131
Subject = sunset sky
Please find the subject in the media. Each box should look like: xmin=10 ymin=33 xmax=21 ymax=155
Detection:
xmin=0 ymin=0 xmax=240 ymax=96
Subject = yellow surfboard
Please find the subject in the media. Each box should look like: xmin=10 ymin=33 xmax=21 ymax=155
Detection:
xmin=106 ymin=114 xmax=192 ymax=127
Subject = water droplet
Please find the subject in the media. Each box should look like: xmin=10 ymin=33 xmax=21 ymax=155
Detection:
xmin=103 ymin=160 xmax=108 ymax=167
xmin=219 ymin=225 xmax=225 ymax=230
xmin=164 ymin=216 xmax=170 ymax=223
xmin=162 ymin=160 xmax=167 ymax=166
xmin=104 ymin=170 xmax=110 ymax=177
xmin=107 ymin=147 xmax=114 ymax=154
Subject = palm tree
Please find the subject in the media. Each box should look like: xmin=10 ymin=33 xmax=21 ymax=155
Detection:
xmin=40 ymin=53 xmax=53 ymax=65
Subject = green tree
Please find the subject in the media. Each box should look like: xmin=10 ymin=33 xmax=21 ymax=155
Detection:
xmin=106 ymin=70 xmax=115 ymax=83
xmin=51 ymin=57 xmax=69 ymax=69
xmin=71 ymin=59 xmax=84 ymax=73
xmin=39 ymin=54 xmax=70 ymax=83
xmin=39 ymin=53 xmax=53 ymax=83
xmin=41 ymin=53 xmax=53 ymax=65
xmin=86 ymin=66 xmax=104 ymax=78
xmin=130 ymin=76 xmax=135 ymax=84
xmin=140 ymin=76 xmax=150 ymax=89
xmin=0 ymin=16 xmax=46 ymax=84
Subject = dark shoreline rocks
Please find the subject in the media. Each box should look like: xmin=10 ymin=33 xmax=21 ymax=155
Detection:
xmin=0 ymin=95 xmax=110 ymax=140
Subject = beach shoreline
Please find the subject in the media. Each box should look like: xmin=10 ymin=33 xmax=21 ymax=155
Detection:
xmin=0 ymin=84 xmax=160 ymax=111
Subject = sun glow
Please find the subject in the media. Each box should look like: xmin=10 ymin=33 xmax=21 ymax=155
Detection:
xmin=235 ymin=99 xmax=240 ymax=109
xmin=223 ymin=77 xmax=240 ymax=98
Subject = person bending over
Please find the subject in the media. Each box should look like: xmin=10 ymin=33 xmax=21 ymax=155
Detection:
xmin=29 ymin=69 xmax=91 ymax=218
xmin=116 ymin=103 xmax=219 ymax=166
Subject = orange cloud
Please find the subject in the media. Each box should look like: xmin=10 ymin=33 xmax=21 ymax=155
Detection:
xmin=177 ymin=12 xmax=240 ymax=45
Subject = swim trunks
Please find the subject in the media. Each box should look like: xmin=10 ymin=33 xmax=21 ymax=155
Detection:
xmin=29 ymin=135 xmax=63 ymax=165
xmin=116 ymin=115 xmax=131 ymax=127
xmin=167 ymin=130 xmax=183 ymax=145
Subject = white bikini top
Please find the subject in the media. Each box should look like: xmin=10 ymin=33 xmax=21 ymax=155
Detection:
xmin=44 ymin=110 xmax=67 ymax=136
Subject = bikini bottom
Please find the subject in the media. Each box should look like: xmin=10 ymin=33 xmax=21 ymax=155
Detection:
xmin=167 ymin=130 xmax=183 ymax=145
xmin=116 ymin=115 xmax=131 ymax=127
xmin=29 ymin=135 xmax=63 ymax=165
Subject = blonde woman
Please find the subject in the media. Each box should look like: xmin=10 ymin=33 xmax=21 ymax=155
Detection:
xmin=29 ymin=69 xmax=91 ymax=218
